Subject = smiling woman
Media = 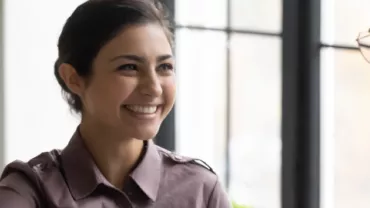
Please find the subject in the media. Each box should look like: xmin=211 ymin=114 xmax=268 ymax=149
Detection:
xmin=0 ymin=0 xmax=231 ymax=207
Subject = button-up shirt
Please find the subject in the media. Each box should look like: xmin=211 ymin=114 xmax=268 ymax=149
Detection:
xmin=0 ymin=129 xmax=231 ymax=207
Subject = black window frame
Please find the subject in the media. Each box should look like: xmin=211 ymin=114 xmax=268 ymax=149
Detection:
xmin=282 ymin=0 xmax=321 ymax=207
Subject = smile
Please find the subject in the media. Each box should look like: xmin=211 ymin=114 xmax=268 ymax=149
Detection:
xmin=124 ymin=105 xmax=158 ymax=114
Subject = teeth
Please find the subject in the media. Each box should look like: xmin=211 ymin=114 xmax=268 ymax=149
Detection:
xmin=125 ymin=105 xmax=157 ymax=114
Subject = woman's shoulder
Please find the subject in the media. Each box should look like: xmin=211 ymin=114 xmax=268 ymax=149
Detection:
xmin=1 ymin=149 xmax=63 ymax=179
xmin=155 ymin=144 xmax=219 ymax=187
xmin=156 ymin=145 xmax=216 ymax=174
xmin=0 ymin=149 xmax=63 ymax=207
xmin=153 ymin=145 xmax=231 ymax=207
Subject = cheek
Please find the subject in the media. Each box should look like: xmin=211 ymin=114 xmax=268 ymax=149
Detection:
xmin=104 ymin=78 xmax=136 ymax=106
xmin=83 ymin=83 xmax=109 ymax=113
xmin=163 ymin=78 xmax=176 ymax=104
xmin=85 ymin=77 xmax=134 ymax=110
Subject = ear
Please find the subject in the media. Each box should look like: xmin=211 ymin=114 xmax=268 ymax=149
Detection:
xmin=58 ymin=63 xmax=86 ymax=96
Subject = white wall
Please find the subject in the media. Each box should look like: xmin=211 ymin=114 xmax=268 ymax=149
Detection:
xmin=2 ymin=0 xmax=86 ymax=168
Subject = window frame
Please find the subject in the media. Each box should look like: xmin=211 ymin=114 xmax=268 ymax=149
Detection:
xmin=282 ymin=0 xmax=321 ymax=207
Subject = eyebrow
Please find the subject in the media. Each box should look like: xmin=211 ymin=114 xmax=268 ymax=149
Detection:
xmin=110 ymin=54 xmax=173 ymax=63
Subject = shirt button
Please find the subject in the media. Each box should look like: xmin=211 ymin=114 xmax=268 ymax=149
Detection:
xmin=33 ymin=163 xmax=47 ymax=172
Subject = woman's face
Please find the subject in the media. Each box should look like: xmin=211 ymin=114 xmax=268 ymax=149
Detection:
xmin=81 ymin=23 xmax=175 ymax=140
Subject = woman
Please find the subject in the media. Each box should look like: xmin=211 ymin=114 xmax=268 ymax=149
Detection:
xmin=0 ymin=0 xmax=231 ymax=207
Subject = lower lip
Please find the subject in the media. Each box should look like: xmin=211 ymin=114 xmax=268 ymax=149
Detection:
xmin=123 ymin=106 xmax=160 ymax=120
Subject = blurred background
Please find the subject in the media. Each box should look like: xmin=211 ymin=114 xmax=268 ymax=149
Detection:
xmin=0 ymin=0 xmax=370 ymax=208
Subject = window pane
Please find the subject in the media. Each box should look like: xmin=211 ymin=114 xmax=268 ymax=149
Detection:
xmin=229 ymin=34 xmax=281 ymax=208
xmin=231 ymin=0 xmax=282 ymax=32
xmin=175 ymin=0 xmax=227 ymax=28
xmin=175 ymin=29 xmax=228 ymax=186
xmin=321 ymin=0 xmax=370 ymax=45
xmin=3 ymin=0 xmax=83 ymax=164
xmin=321 ymin=48 xmax=370 ymax=208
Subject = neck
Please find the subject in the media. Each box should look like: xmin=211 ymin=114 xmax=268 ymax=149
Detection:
xmin=79 ymin=121 xmax=144 ymax=189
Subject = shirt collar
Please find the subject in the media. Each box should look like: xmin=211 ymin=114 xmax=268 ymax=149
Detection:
xmin=130 ymin=139 xmax=161 ymax=201
xmin=60 ymin=129 xmax=108 ymax=200
xmin=60 ymin=128 xmax=162 ymax=201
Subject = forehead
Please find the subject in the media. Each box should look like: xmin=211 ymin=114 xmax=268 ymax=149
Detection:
xmin=98 ymin=23 xmax=172 ymax=58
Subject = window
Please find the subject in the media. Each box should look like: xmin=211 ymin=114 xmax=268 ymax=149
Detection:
xmin=174 ymin=1 xmax=282 ymax=207
xmin=175 ymin=0 xmax=227 ymax=28
xmin=229 ymin=34 xmax=281 ymax=207
xmin=175 ymin=29 xmax=228 ymax=184
xmin=2 ymin=0 xmax=83 ymax=164
xmin=231 ymin=0 xmax=281 ymax=32
xmin=321 ymin=0 xmax=370 ymax=207
xmin=322 ymin=49 xmax=370 ymax=208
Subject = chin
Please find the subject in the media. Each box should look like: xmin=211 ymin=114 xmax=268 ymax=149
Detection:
xmin=127 ymin=127 xmax=159 ymax=141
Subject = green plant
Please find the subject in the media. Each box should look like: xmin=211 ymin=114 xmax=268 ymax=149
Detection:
xmin=232 ymin=200 xmax=253 ymax=208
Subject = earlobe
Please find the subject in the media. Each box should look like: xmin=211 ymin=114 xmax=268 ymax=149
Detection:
xmin=58 ymin=63 xmax=84 ymax=96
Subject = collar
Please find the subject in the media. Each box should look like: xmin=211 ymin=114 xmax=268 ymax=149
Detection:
xmin=60 ymin=129 xmax=108 ymax=200
xmin=130 ymin=139 xmax=161 ymax=201
xmin=60 ymin=128 xmax=162 ymax=201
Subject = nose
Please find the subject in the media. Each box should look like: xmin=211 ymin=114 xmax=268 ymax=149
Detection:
xmin=139 ymin=72 xmax=163 ymax=97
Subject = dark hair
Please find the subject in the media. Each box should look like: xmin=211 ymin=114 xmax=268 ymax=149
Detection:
xmin=54 ymin=0 xmax=173 ymax=114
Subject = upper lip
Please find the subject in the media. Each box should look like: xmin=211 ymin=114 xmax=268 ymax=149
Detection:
xmin=124 ymin=103 xmax=162 ymax=105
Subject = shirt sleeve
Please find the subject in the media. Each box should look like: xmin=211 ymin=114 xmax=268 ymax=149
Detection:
xmin=0 ymin=173 xmax=37 ymax=208
xmin=0 ymin=186 xmax=35 ymax=208
xmin=207 ymin=178 xmax=232 ymax=208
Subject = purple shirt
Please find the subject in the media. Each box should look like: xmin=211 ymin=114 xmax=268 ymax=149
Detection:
xmin=0 ymin=129 xmax=231 ymax=207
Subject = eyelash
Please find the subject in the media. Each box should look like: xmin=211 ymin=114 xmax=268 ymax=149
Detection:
xmin=158 ymin=63 xmax=174 ymax=71
xmin=116 ymin=63 xmax=174 ymax=71
xmin=117 ymin=64 xmax=137 ymax=71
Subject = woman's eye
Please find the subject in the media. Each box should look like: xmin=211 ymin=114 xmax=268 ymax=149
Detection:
xmin=117 ymin=64 xmax=137 ymax=71
xmin=158 ymin=63 xmax=174 ymax=71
